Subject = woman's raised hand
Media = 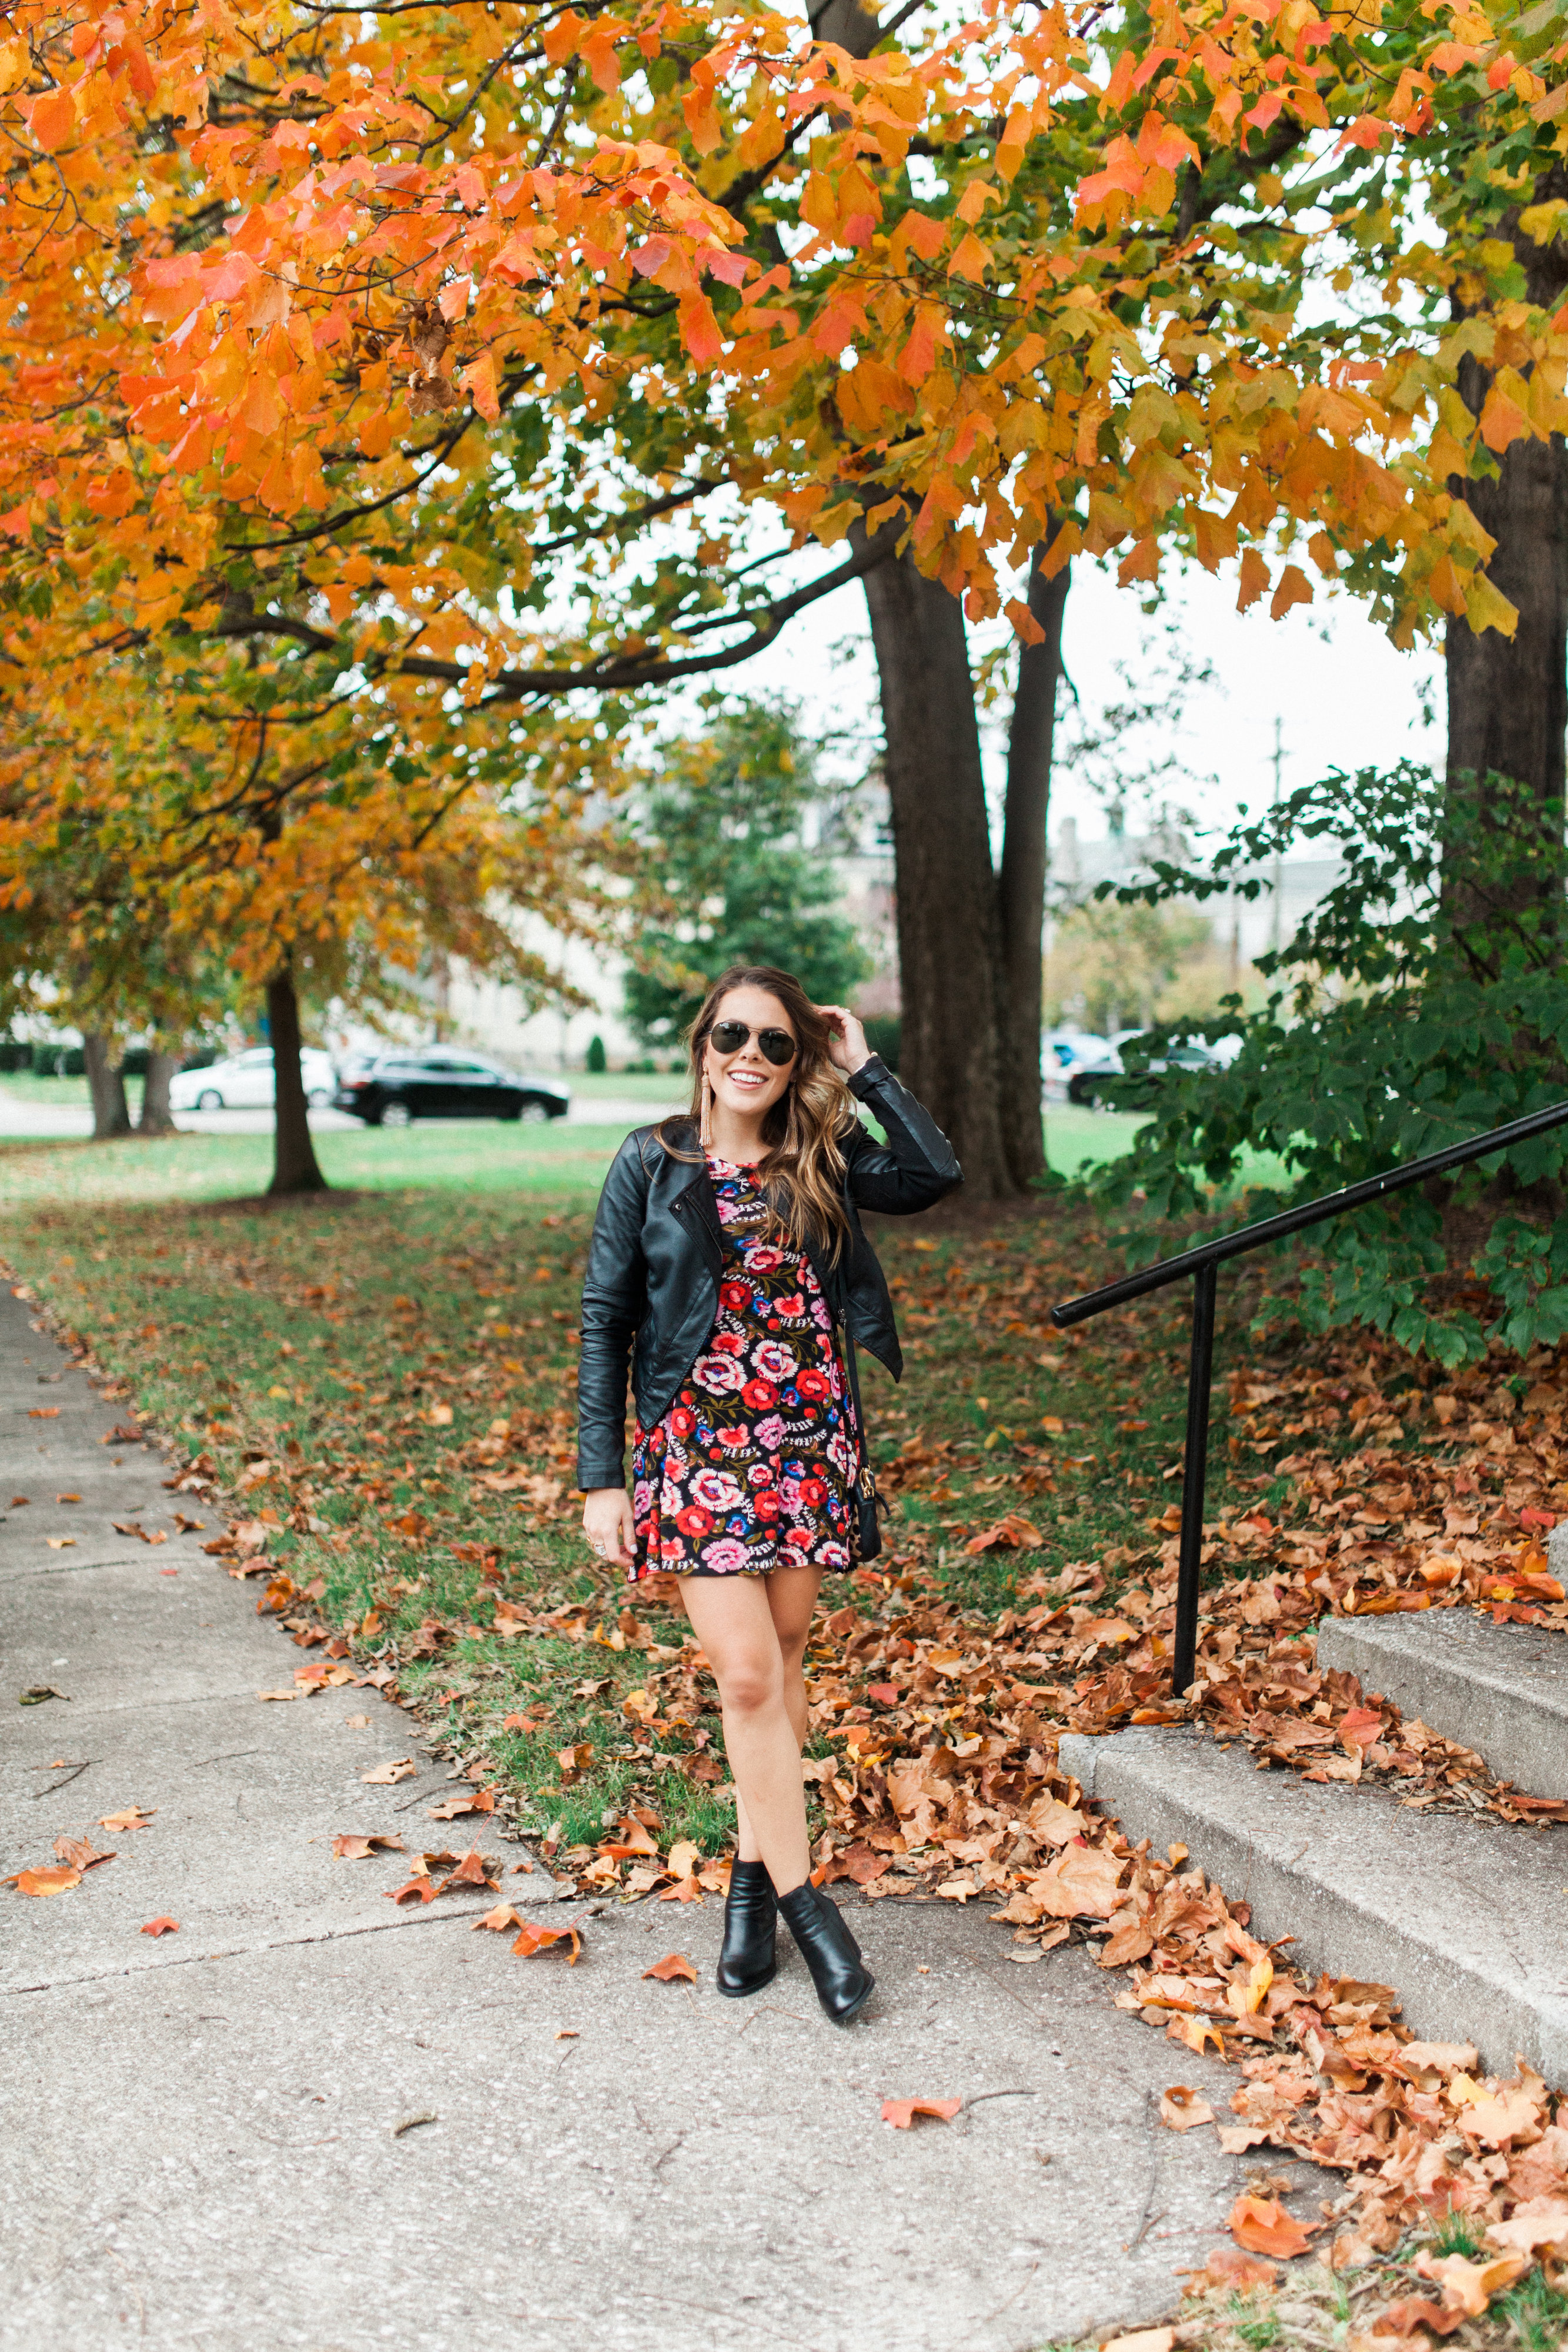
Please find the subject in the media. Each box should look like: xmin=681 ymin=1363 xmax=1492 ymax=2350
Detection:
xmin=583 ymin=1486 xmax=636 ymax=1570
xmin=815 ymin=1004 xmax=872 ymax=1075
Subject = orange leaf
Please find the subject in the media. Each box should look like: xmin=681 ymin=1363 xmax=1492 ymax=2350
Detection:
xmin=513 ymin=1919 xmax=582 ymax=1963
xmin=98 ymin=1806 xmax=155 ymax=1832
xmin=1229 ymin=2195 xmax=1317 ymax=2259
xmin=643 ymin=1952 xmax=697 ymax=1983
xmin=964 ymin=1511 xmax=1043 ymax=1554
xmin=385 ymin=1876 xmax=440 ymax=1906
xmin=6 ymin=1865 xmax=81 ymax=1897
xmin=472 ymin=1903 xmax=524 ymax=1932
xmin=442 ymin=1848 xmax=497 ymax=1888
xmin=331 ymin=1833 xmax=405 ymax=1859
xmin=881 ymin=2097 xmax=962 ymax=2129
xmin=1159 ymin=2086 xmax=1215 ymax=2132
xmin=140 ymin=1916 xmax=179 ymax=1936
xmin=29 ymin=88 xmax=76 ymax=153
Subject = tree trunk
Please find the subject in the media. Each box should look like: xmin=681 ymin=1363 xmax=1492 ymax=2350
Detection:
xmin=1444 ymin=186 xmax=1568 ymax=928
xmin=83 ymin=1034 xmax=131 ymax=1140
xmin=266 ymin=968 xmax=327 ymax=1196
xmin=997 ymin=537 xmax=1071 ymax=1188
xmin=861 ymin=540 xmax=1013 ymax=1196
xmin=138 ymin=1050 xmax=178 ymax=1134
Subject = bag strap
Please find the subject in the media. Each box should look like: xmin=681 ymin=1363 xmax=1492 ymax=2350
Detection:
xmin=842 ymin=1326 xmax=875 ymax=1499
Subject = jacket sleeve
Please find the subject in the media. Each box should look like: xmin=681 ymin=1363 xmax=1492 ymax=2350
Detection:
xmin=842 ymin=1056 xmax=963 ymax=1214
xmin=577 ymin=1132 xmax=651 ymax=1490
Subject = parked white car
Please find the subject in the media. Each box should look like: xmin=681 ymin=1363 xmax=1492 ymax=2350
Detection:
xmin=169 ymin=1047 xmax=339 ymax=1112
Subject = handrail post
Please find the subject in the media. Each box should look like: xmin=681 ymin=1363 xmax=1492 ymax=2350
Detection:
xmin=1173 ymin=1262 xmax=1218 ymax=1695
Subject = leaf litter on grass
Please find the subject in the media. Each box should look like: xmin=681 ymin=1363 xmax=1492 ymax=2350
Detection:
xmin=21 ymin=1190 xmax=1568 ymax=2339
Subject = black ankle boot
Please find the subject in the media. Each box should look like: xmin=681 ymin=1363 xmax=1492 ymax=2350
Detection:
xmin=716 ymin=1858 xmax=777 ymax=1998
xmin=777 ymin=1881 xmax=875 ymax=2024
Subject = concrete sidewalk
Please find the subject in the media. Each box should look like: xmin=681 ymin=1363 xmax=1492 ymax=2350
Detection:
xmin=1 ymin=1279 xmax=1329 ymax=2352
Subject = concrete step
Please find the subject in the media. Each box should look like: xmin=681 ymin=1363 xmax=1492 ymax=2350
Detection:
xmin=1315 ymin=1610 xmax=1568 ymax=1800
xmin=1058 ymin=1725 xmax=1568 ymax=2079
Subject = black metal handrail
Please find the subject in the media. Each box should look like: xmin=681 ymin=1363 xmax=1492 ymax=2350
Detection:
xmin=1050 ymin=1097 xmax=1568 ymax=1693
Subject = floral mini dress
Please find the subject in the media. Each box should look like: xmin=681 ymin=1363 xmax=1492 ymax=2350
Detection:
xmin=628 ymin=1156 xmax=860 ymax=1580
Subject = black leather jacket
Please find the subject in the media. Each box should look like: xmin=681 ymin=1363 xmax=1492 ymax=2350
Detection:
xmin=576 ymin=1057 xmax=962 ymax=1490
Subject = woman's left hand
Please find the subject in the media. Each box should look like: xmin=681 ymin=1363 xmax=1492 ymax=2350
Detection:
xmin=816 ymin=1004 xmax=872 ymax=1075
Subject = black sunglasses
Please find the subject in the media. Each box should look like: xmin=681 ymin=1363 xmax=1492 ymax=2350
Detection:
xmin=708 ymin=1020 xmax=797 ymax=1067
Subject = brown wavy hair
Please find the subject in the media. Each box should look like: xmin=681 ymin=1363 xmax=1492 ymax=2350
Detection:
xmin=659 ymin=964 xmax=858 ymax=1254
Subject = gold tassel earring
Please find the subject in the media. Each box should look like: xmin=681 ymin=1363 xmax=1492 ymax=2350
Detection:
xmin=700 ymin=1067 xmax=713 ymax=1151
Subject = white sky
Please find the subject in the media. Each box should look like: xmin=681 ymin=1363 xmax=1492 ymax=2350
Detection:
xmin=730 ymin=547 xmax=1444 ymax=856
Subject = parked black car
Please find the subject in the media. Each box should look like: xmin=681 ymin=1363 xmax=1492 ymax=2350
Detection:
xmin=335 ymin=1050 xmax=572 ymax=1128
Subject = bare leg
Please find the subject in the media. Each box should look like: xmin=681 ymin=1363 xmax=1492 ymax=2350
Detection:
xmin=728 ymin=1566 xmax=821 ymax=1863
xmin=678 ymin=1573 xmax=815 ymax=1896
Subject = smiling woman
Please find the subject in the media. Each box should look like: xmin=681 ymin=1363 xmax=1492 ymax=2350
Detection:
xmin=576 ymin=962 xmax=962 ymax=2027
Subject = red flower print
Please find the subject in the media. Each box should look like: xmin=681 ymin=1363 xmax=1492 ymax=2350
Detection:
xmin=670 ymin=1407 xmax=696 ymax=1438
xmin=754 ymin=1491 xmax=782 ymax=1521
xmin=711 ymin=1331 xmax=744 ymax=1356
xmin=720 ymin=1280 xmax=750 ymax=1311
xmin=797 ymin=1477 xmax=827 ymax=1509
xmin=674 ymin=1505 xmax=713 ymax=1538
xmin=784 ymin=1526 xmax=813 ymax=1550
xmin=795 ymin=1368 xmax=830 ymax=1400
xmin=740 ymin=1378 xmax=778 ymax=1411
xmin=775 ymin=1293 xmax=804 ymax=1318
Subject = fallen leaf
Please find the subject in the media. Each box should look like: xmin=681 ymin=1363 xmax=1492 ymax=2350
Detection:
xmin=55 ymin=1492 xmax=80 ymax=1503
xmin=28 ymin=1406 xmax=61 ymax=1418
xmin=1191 ymin=2247 xmax=1277 ymax=2294
xmin=344 ymin=1713 xmax=370 ymax=1728
xmin=331 ymin=1833 xmax=406 ymax=1860
xmin=53 ymin=1835 xmax=113 ymax=1872
xmin=1229 ymin=2195 xmax=1318 ymax=2259
xmin=963 ymin=1511 xmax=1044 ymax=1554
xmin=140 ymin=1916 xmax=179 ymax=1936
xmin=1160 ymin=2086 xmax=1215 ymax=2132
xmin=5 ymin=1865 xmax=81 ymax=1896
xmin=1413 ymin=2250 xmax=1529 ymax=2316
xmin=1372 ymin=2300 xmax=1467 ymax=2338
xmin=666 ymin=1839 xmax=701 ymax=1882
xmin=45 ymin=1537 xmax=76 ymax=1549
xmin=881 ymin=2097 xmax=963 ymax=2129
xmin=1486 ymin=2199 xmax=1568 ymax=2257
xmin=513 ymin=1919 xmax=582 ymax=1963
xmin=426 ymin=1790 xmax=496 ymax=1819
xmin=554 ymin=2029 xmax=579 ymax=2040
xmin=473 ymin=1903 xmax=524 ymax=1932
xmin=360 ymin=1758 xmax=417 ymax=1785
xmin=19 ymin=1683 xmax=70 ymax=1703
xmin=391 ymin=2111 xmax=437 ymax=2137
xmin=385 ymin=1876 xmax=440 ymax=1906
xmin=1103 ymin=2331 xmax=1175 ymax=2352
xmin=442 ymin=1849 xmax=498 ymax=1889
xmin=256 ymin=1689 xmax=296 ymax=1703
xmin=643 ymin=1952 xmax=697 ymax=1983
xmin=1028 ymin=1843 xmax=1124 ymax=1919
xmin=98 ymin=1806 xmax=154 ymax=1831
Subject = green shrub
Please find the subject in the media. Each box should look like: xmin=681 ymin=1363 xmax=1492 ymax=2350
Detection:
xmin=1087 ymin=763 xmax=1568 ymax=1367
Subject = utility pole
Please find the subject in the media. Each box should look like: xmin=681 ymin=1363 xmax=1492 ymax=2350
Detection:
xmin=1269 ymin=717 xmax=1284 ymax=961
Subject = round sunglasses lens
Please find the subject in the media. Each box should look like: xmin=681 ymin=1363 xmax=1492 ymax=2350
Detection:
xmin=710 ymin=1023 xmax=748 ymax=1054
xmin=760 ymin=1031 xmax=796 ymax=1065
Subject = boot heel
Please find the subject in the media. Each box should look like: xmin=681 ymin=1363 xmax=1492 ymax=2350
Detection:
xmin=778 ymin=1881 xmax=874 ymax=2024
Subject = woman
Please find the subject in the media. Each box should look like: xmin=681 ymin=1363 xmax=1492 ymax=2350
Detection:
xmin=577 ymin=965 xmax=961 ymax=2024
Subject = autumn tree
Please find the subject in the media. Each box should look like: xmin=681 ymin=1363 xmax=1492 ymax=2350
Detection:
xmin=1 ymin=0 xmax=1563 ymax=1200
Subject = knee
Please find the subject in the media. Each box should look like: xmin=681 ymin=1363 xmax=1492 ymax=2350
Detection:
xmin=717 ymin=1655 xmax=783 ymax=1717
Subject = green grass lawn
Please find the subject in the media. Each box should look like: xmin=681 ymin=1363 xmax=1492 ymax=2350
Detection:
xmin=0 ymin=1111 xmax=1294 ymax=1866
